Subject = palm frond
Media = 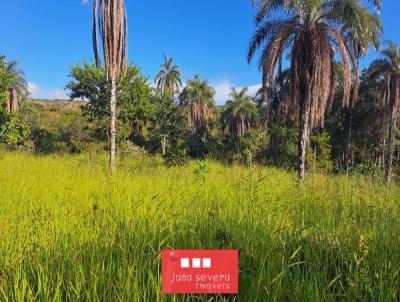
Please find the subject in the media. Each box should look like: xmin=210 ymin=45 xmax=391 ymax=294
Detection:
xmin=95 ymin=0 xmax=128 ymax=80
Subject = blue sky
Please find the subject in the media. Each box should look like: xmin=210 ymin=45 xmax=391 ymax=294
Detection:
xmin=1 ymin=1 xmax=399 ymax=103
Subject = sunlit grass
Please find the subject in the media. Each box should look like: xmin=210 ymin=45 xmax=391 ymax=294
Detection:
xmin=0 ymin=152 xmax=399 ymax=301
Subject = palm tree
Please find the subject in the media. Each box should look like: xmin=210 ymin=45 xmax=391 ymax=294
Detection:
xmin=155 ymin=54 xmax=182 ymax=100
xmin=256 ymin=67 xmax=292 ymax=128
xmin=4 ymin=59 xmax=28 ymax=112
xmin=222 ymin=87 xmax=258 ymax=142
xmin=91 ymin=0 xmax=128 ymax=172
xmin=368 ymin=43 xmax=400 ymax=182
xmin=247 ymin=0 xmax=373 ymax=182
xmin=179 ymin=75 xmax=215 ymax=145
xmin=342 ymin=7 xmax=382 ymax=172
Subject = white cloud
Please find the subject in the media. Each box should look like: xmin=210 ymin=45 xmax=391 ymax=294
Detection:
xmin=211 ymin=79 xmax=261 ymax=105
xmin=247 ymin=84 xmax=262 ymax=96
xmin=28 ymin=82 xmax=68 ymax=100
xmin=213 ymin=80 xmax=233 ymax=105
xmin=28 ymin=82 xmax=43 ymax=99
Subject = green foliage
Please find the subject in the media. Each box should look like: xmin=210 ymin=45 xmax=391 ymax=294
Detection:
xmin=0 ymin=55 xmax=30 ymax=146
xmin=221 ymin=87 xmax=258 ymax=144
xmin=179 ymin=75 xmax=216 ymax=157
xmin=1 ymin=56 xmax=29 ymax=101
xmin=267 ymin=124 xmax=298 ymax=169
xmin=164 ymin=146 xmax=190 ymax=166
xmin=30 ymin=127 xmax=64 ymax=154
xmin=155 ymin=54 xmax=182 ymax=99
xmin=193 ymin=159 xmax=208 ymax=181
xmin=18 ymin=101 xmax=100 ymax=154
xmin=326 ymin=68 xmax=392 ymax=174
xmin=239 ymin=130 xmax=261 ymax=168
xmin=308 ymin=131 xmax=333 ymax=173
xmin=67 ymin=62 xmax=156 ymax=143
xmin=353 ymin=162 xmax=385 ymax=181
xmin=67 ymin=62 xmax=109 ymax=119
xmin=0 ymin=112 xmax=30 ymax=145
xmin=147 ymin=97 xmax=186 ymax=154
xmin=1 ymin=57 xmax=396 ymax=178
xmin=118 ymin=66 xmax=156 ymax=135
xmin=0 ymin=55 xmax=17 ymax=106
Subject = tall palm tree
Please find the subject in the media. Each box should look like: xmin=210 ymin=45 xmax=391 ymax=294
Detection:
xmin=369 ymin=43 xmax=400 ymax=182
xmin=7 ymin=61 xmax=28 ymax=99
xmin=3 ymin=59 xmax=28 ymax=112
xmin=256 ymin=67 xmax=291 ymax=128
xmin=155 ymin=54 xmax=182 ymax=100
xmin=179 ymin=75 xmax=215 ymax=142
xmin=91 ymin=0 xmax=128 ymax=172
xmin=222 ymin=87 xmax=258 ymax=142
xmin=342 ymin=6 xmax=382 ymax=172
xmin=247 ymin=0 xmax=372 ymax=182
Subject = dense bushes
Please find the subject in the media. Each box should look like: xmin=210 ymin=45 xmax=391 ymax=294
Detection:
xmin=0 ymin=112 xmax=30 ymax=145
xmin=8 ymin=96 xmax=388 ymax=178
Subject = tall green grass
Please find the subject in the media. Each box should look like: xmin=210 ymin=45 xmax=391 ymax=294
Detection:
xmin=0 ymin=152 xmax=400 ymax=301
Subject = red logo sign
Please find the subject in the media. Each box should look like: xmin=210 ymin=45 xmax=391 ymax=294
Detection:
xmin=162 ymin=250 xmax=238 ymax=294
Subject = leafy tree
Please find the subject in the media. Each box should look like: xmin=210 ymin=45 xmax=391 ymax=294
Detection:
xmin=267 ymin=123 xmax=298 ymax=169
xmin=368 ymin=42 xmax=400 ymax=182
xmin=118 ymin=66 xmax=156 ymax=140
xmin=67 ymin=63 xmax=109 ymax=119
xmin=155 ymin=55 xmax=182 ymax=100
xmin=148 ymin=97 xmax=185 ymax=155
xmin=342 ymin=5 xmax=382 ymax=172
xmin=67 ymin=63 xmax=155 ymax=144
xmin=323 ymin=67 xmax=387 ymax=173
xmin=352 ymin=71 xmax=387 ymax=169
xmin=248 ymin=0 xmax=371 ymax=182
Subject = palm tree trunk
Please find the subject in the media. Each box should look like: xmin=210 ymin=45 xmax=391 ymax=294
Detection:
xmin=381 ymin=138 xmax=386 ymax=169
xmin=386 ymin=106 xmax=396 ymax=182
xmin=345 ymin=103 xmax=353 ymax=173
xmin=6 ymin=90 xmax=18 ymax=113
xmin=161 ymin=136 xmax=167 ymax=156
xmin=110 ymin=76 xmax=117 ymax=173
xmin=346 ymin=62 xmax=360 ymax=173
xmin=298 ymin=105 xmax=310 ymax=182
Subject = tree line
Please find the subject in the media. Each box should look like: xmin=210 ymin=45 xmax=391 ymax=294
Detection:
xmin=0 ymin=0 xmax=399 ymax=182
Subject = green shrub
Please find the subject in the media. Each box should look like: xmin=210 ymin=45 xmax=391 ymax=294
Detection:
xmin=267 ymin=124 xmax=298 ymax=169
xmin=0 ymin=112 xmax=30 ymax=146
xmin=308 ymin=131 xmax=334 ymax=173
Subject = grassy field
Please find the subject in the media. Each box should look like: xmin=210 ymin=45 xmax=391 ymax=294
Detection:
xmin=0 ymin=152 xmax=400 ymax=301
